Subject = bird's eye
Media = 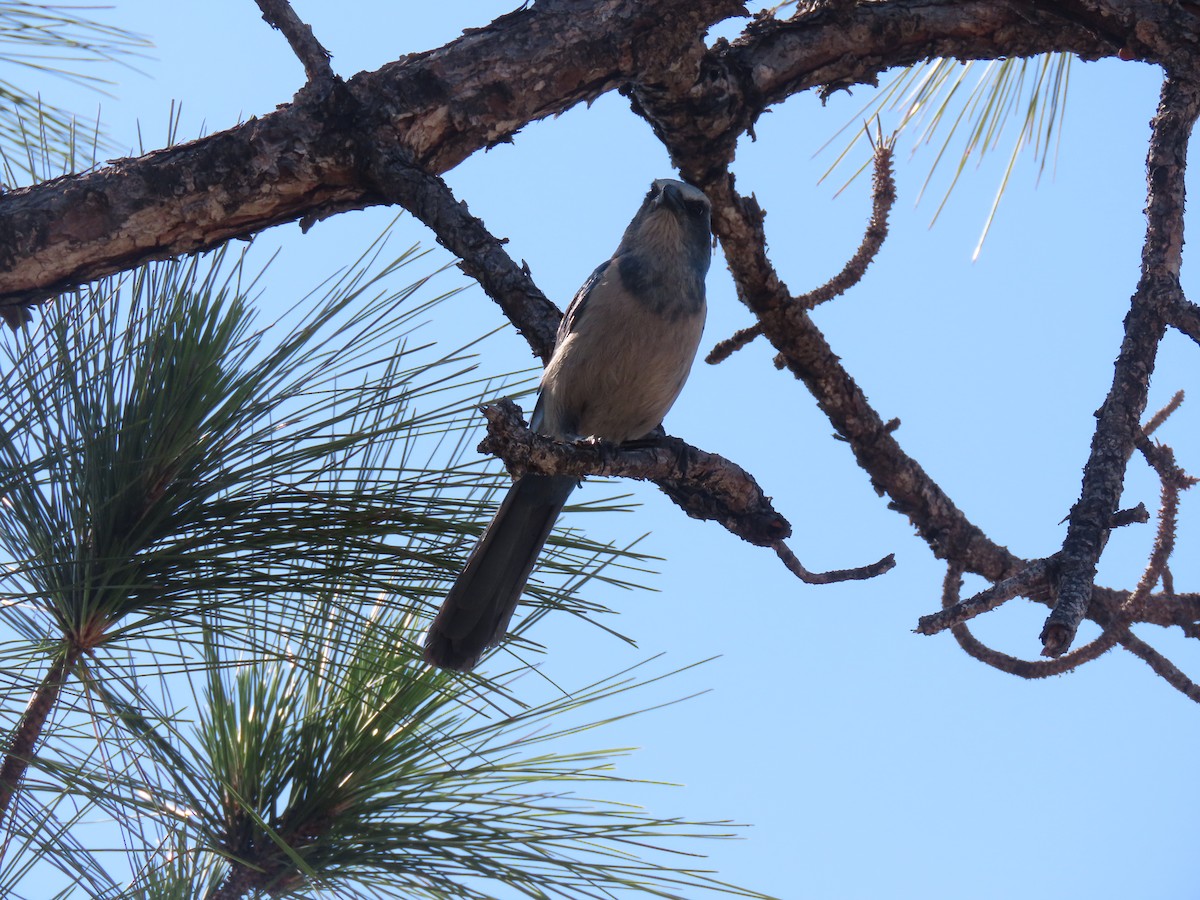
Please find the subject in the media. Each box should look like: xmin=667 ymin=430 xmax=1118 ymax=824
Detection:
xmin=683 ymin=198 xmax=708 ymax=217
xmin=646 ymin=184 xmax=661 ymax=203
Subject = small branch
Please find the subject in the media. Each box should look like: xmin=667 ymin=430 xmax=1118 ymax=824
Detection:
xmin=797 ymin=128 xmax=896 ymax=311
xmin=1142 ymin=389 xmax=1184 ymax=437
xmin=1118 ymin=630 xmax=1200 ymax=702
xmin=364 ymin=138 xmax=561 ymax=362
xmin=953 ymin=608 xmax=1123 ymax=679
xmin=917 ymin=558 xmax=1053 ymax=636
xmin=940 ymin=564 xmax=1124 ymax=679
xmin=706 ymin=130 xmax=895 ymax=364
xmin=1041 ymin=74 xmax=1200 ymax=657
xmin=0 ymin=646 xmax=80 ymax=828
xmin=1164 ymin=294 xmax=1200 ymax=345
xmin=1109 ymin=503 xmax=1150 ymax=527
xmin=772 ymin=540 xmax=894 ymax=584
xmin=479 ymin=398 xmax=791 ymax=547
xmin=1127 ymin=438 xmax=1197 ymax=620
xmin=707 ymin=321 xmax=767 ymax=365
xmin=253 ymin=0 xmax=334 ymax=83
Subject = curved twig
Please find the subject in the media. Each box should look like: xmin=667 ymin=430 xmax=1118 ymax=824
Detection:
xmin=706 ymin=129 xmax=896 ymax=364
xmin=363 ymin=136 xmax=561 ymax=362
xmin=773 ymin=540 xmax=895 ymax=584
xmin=940 ymin=564 xmax=1123 ymax=679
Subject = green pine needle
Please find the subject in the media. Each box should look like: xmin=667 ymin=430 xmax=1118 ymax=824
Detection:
xmin=0 ymin=2 xmax=150 ymax=181
xmin=0 ymin=229 xmax=761 ymax=898
xmin=820 ymin=53 xmax=1072 ymax=256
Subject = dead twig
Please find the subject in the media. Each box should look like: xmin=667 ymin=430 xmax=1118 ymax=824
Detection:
xmin=1142 ymin=389 xmax=1185 ymax=437
xmin=917 ymin=558 xmax=1053 ymax=636
xmin=1110 ymin=504 xmax=1150 ymax=527
xmin=1127 ymin=437 xmax=1197 ymax=619
xmin=706 ymin=127 xmax=896 ymax=364
xmin=772 ymin=540 xmax=894 ymax=584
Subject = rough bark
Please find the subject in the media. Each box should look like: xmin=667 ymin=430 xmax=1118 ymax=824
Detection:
xmin=1 ymin=0 xmax=1174 ymax=315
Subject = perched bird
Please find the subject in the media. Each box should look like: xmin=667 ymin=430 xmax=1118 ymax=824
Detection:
xmin=424 ymin=179 xmax=712 ymax=671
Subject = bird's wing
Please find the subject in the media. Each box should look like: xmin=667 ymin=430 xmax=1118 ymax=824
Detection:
xmin=531 ymin=258 xmax=613 ymax=434
xmin=557 ymin=259 xmax=613 ymax=343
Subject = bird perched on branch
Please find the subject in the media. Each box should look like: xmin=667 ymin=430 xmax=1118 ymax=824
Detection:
xmin=424 ymin=178 xmax=712 ymax=671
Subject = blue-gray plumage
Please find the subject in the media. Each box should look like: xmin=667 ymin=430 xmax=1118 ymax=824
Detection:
xmin=424 ymin=179 xmax=712 ymax=671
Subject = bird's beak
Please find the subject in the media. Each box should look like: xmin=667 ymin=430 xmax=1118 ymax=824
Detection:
xmin=657 ymin=183 xmax=685 ymax=212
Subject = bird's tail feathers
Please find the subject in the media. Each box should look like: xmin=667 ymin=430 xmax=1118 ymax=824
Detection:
xmin=424 ymin=474 xmax=577 ymax=671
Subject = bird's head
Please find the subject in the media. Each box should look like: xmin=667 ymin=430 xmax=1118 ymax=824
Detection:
xmin=618 ymin=179 xmax=712 ymax=276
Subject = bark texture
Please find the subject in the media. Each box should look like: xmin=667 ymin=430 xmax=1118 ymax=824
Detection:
xmin=5 ymin=0 xmax=1184 ymax=311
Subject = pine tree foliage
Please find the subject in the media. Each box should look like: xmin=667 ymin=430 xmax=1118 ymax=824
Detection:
xmin=0 ymin=238 xmax=768 ymax=899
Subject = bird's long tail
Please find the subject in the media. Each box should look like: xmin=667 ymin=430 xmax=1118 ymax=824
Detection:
xmin=424 ymin=473 xmax=577 ymax=671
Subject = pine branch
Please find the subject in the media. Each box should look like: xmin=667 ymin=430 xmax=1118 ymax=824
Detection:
xmin=0 ymin=0 xmax=1134 ymax=316
xmin=0 ymin=646 xmax=80 ymax=827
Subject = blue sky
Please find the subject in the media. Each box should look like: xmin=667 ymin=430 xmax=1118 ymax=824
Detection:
xmin=14 ymin=2 xmax=1200 ymax=898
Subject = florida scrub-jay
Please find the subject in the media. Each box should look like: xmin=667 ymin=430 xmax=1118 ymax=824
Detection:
xmin=424 ymin=179 xmax=712 ymax=671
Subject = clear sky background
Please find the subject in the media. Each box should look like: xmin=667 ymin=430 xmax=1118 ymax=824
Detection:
xmin=14 ymin=2 xmax=1200 ymax=898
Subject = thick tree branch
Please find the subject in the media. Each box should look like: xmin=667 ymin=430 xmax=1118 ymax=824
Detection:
xmin=0 ymin=0 xmax=1148 ymax=316
xmin=0 ymin=0 xmax=742 ymax=316
xmin=479 ymin=398 xmax=790 ymax=548
xmin=629 ymin=0 xmax=1115 ymax=183
xmin=627 ymin=9 xmax=1200 ymax=693
xmin=1041 ymin=75 xmax=1200 ymax=657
